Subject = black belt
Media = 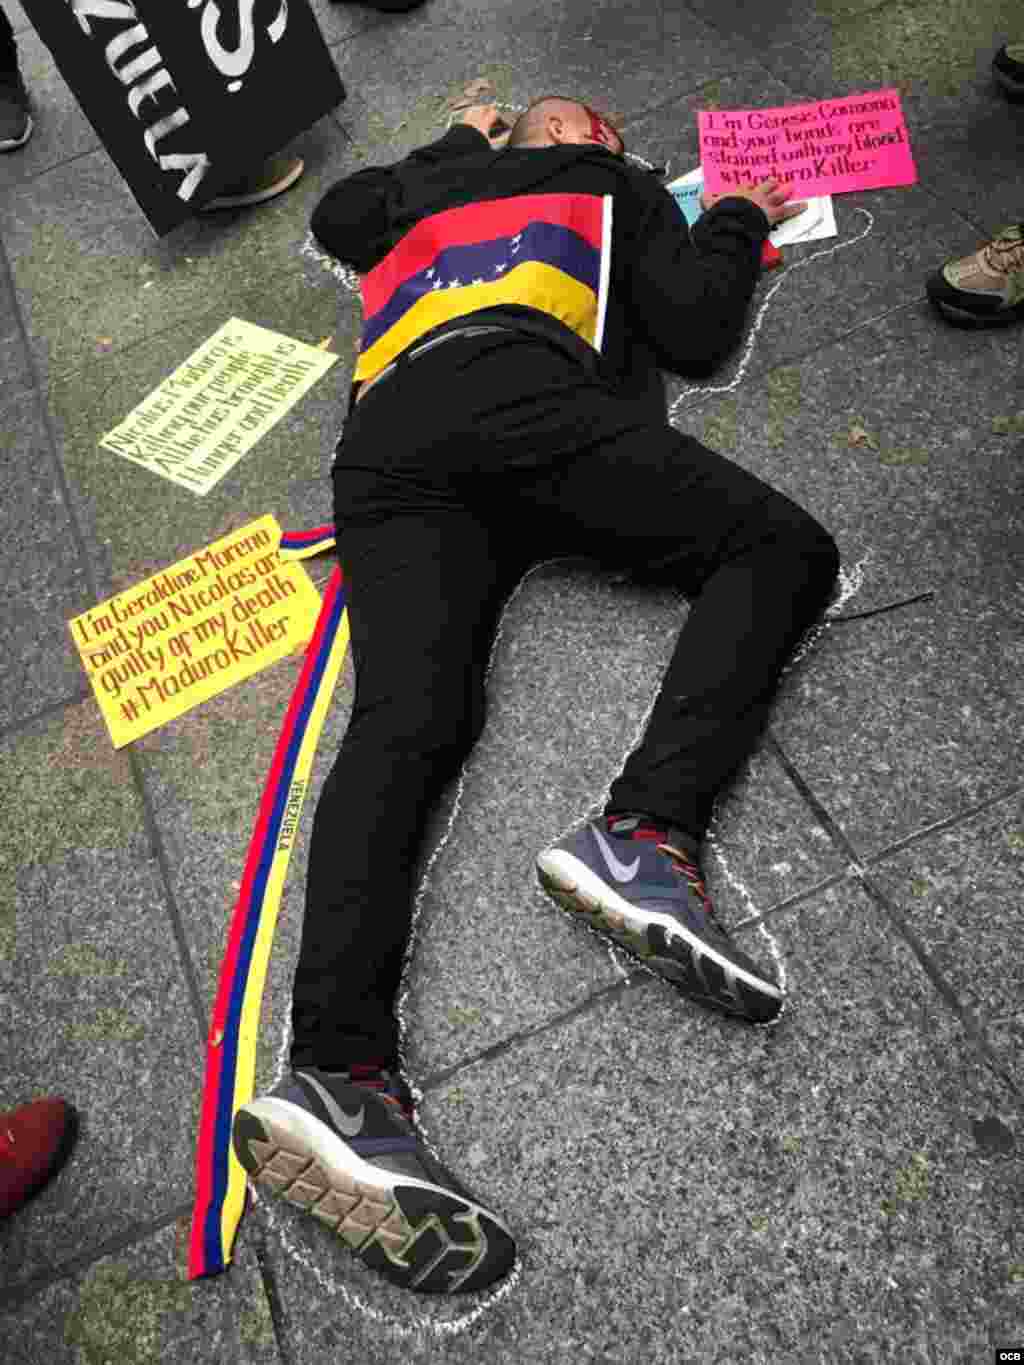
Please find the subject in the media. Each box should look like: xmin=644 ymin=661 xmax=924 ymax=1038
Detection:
xmin=354 ymin=324 xmax=513 ymax=403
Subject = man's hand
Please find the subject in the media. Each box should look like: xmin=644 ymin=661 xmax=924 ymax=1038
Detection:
xmin=700 ymin=177 xmax=807 ymax=227
xmin=453 ymin=103 xmax=511 ymax=147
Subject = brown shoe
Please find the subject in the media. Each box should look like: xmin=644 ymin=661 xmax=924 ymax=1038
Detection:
xmin=200 ymin=155 xmax=304 ymax=211
xmin=0 ymin=1096 xmax=77 ymax=1217
xmin=925 ymin=225 xmax=1024 ymax=327
xmin=993 ymin=43 xmax=1024 ymax=99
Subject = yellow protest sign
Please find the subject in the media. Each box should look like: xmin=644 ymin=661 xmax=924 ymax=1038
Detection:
xmin=99 ymin=320 xmax=339 ymax=496
xmin=69 ymin=516 xmax=322 ymax=747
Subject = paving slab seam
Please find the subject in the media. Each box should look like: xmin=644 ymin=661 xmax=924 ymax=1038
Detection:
xmin=126 ymin=747 xmax=208 ymax=1040
xmin=3 ymin=141 xmax=111 ymax=195
xmin=726 ymin=866 xmax=853 ymax=931
xmin=0 ymin=686 xmax=92 ymax=746
xmin=38 ymin=279 xmax=285 ymax=393
xmin=765 ymin=729 xmax=861 ymax=854
xmin=767 ymin=733 xmax=1021 ymax=1099
xmin=727 ymin=779 xmax=1024 ymax=930
xmin=417 ymin=977 xmax=639 ymax=1095
xmin=671 ymin=293 xmax=921 ymax=421
xmin=0 ymin=1202 xmax=191 ymax=1314
xmin=252 ymin=1230 xmax=294 ymax=1365
xmin=0 ymin=230 xmax=96 ymax=597
xmin=855 ymin=870 xmax=1020 ymax=1096
xmin=861 ymin=783 xmax=1024 ymax=869
xmin=674 ymin=2 xmax=799 ymax=89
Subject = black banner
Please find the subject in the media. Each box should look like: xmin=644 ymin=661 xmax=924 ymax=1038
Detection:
xmin=21 ymin=0 xmax=345 ymax=235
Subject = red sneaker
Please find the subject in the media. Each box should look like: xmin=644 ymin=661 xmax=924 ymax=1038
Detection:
xmin=0 ymin=1097 xmax=77 ymax=1218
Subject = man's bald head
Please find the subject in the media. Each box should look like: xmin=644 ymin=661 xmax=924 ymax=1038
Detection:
xmin=507 ymin=96 xmax=624 ymax=155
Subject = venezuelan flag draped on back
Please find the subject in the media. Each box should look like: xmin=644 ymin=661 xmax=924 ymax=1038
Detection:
xmin=355 ymin=193 xmax=614 ymax=383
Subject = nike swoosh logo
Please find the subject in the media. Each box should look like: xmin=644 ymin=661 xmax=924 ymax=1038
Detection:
xmin=299 ymin=1072 xmax=365 ymax=1137
xmin=592 ymin=827 xmax=641 ymax=882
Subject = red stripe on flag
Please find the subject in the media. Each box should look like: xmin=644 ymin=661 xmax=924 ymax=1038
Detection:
xmin=361 ymin=194 xmax=605 ymax=316
xmin=188 ymin=569 xmax=345 ymax=1279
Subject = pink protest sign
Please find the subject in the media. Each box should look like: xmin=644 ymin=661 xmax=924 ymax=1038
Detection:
xmin=699 ymin=88 xmax=917 ymax=198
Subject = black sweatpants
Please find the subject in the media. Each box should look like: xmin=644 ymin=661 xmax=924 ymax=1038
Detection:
xmin=290 ymin=332 xmax=839 ymax=1071
xmin=0 ymin=7 xmax=17 ymax=74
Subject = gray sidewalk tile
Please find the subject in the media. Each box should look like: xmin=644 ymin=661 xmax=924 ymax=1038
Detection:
xmin=0 ymin=114 xmax=349 ymax=384
xmin=620 ymin=62 xmax=813 ymax=174
xmin=260 ymin=881 xmax=1021 ymax=1362
xmin=1 ymin=1 xmax=1022 ymax=1358
xmin=684 ymin=1 xmax=1022 ymax=235
xmin=308 ymin=0 xmax=391 ymax=46
xmin=0 ymin=256 xmax=33 ymax=408
xmin=673 ymin=303 xmax=1022 ymax=857
xmin=820 ymin=0 xmax=1021 ymax=106
xmin=0 ymin=548 xmax=91 ymax=731
xmin=738 ymin=0 xmax=1019 ymax=120
xmin=683 ymin=0 xmax=833 ymax=64
xmin=328 ymin=21 xmax=563 ymax=158
xmin=868 ymin=788 xmax=1024 ymax=1081
xmin=0 ymin=390 xmax=93 ymax=731
xmin=771 ymin=33 xmax=1024 ymax=234
xmin=1 ymin=389 xmax=74 ymax=575
xmin=0 ymin=27 xmax=101 ymax=193
xmin=2 ymin=1220 xmax=281 ymax=1365
xmin=0 ymin=326 xmax=33 ymax=412
xmin=1 ymin=702 xmax=202 ymax=1288
xmin=404 ymin=563 xmax=845 ymax=1078
xmin=908 ymin=88 xmax=1024 ymax=240
xmin=330 ymin=3 xmax=745 ymax=160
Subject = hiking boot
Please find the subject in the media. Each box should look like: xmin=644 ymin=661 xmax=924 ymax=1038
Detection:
xmin=993 ymin=43 xmax=1024 ymax=99
xmin=200 ymin=155 xmax=304 ymax=211
xmin=0 ymin=1096 xmax=78 ymax=1217
xmin=0 ymin=69 xmax=32 ymax=152
xmin=233 ymin=1066 xmax=516 ymax=1293
xmin=925 ymin=225 xmax=1024 ymax=326
xmin=537 ymin=815 xmax=785 ymax=1024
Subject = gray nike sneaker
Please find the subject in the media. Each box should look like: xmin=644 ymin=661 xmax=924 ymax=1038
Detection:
xmin=537 ymin=818 xmax=784 ymax=1023
xmin=233 ymin=1067 xmax=516 ymax=1293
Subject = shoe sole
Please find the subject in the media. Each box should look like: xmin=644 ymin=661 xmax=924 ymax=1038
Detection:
xmin=537 ymin=849 xmax=783 ymax=1024
xmin=233 ymin=1098 xmax=515 ymax=1293
xmin=201 ymin=157 xmax=304 ymax=210
xmin=927 ymin=295 xmax=1024 ymax=328
xmin=0 ymin=115 xmax=33 ymax=152
xmin=994 ymin=71 xmax=1024 ymax=99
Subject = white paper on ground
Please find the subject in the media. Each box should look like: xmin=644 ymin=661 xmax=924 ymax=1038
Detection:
xmin=666 ymin=166 xmax=837 ymax=245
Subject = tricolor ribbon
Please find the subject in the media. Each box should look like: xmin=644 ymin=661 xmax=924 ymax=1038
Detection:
xmin=278 ymin=524 xmax=338 ymax=560
xmin=188 ymin=526 xmax=344 ymax=1280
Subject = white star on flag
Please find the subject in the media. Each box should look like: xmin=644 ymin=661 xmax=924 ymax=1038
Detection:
xmin=426 ymin=267 xmax=435 ymax=278
xmin=471 ymin=277 xmax=484 ymax=285
xmin=493 ymin=263 xmax=507 ymax=274
xmin=432 ymin=279 xmax=444 ymax=291
xmin=447 ymin=278 xmax=461 ymax=288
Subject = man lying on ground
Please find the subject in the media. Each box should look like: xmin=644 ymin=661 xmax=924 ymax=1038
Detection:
xmin=232 ymin=96 xmax=833 ymax=1296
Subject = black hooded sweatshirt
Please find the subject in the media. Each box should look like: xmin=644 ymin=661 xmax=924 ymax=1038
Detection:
xmin=310 ymin=124 xmax=772 ymax=419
